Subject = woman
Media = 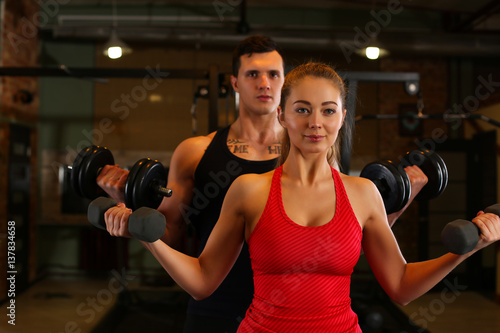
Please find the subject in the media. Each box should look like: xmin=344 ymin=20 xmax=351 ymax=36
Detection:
xmin=106 ymin=62 xmax=500 ymax=332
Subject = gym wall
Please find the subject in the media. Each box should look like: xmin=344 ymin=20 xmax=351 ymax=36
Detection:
xmin=1 ymin=0 xmax=500 ymax=303
xmin=0 ymin=0 xmax=39 ymax=300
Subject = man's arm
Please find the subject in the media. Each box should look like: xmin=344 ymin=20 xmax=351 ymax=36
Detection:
xmin=99 ymin=135 xmax=212 ymax=249
xmin=386 ymin=165 xmax=428 ymax=227
xmin=155 ymin=136 xmax=210 ymax=247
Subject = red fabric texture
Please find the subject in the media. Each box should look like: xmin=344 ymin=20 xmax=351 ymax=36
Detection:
xmin=239 ymin=165 xmax=363 ymax=332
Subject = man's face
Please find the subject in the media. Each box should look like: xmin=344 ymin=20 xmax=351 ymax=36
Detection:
xmin=231 ymin=51 xmax=284 ymax=116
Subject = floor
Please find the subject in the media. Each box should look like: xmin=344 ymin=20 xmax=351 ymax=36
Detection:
xmin=1 ymin=277 xmax=499 ymax=333
xmin=0 ymin=276 xmax=188 ymax=333
xmin=397 ymin=291 xmax=500 ymax=333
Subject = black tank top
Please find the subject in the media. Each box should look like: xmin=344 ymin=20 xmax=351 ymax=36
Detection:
xmin=187 ymin=125 xmax=278 ymax=320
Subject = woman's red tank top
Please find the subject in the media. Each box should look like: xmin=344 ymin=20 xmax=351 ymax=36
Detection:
xmin=239 ymin=165 xmax=363 ymax=332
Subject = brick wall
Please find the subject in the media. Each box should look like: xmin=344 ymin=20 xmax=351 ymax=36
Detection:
xmin=0 ymin=0 xmax=40 ymax=300
xmin=379 ymin=56 xmax=449 ymax=261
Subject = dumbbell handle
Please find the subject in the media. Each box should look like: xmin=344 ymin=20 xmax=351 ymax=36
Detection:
xmin=88 ymin=197 xmax=166 ymax=242
xmin=151 ymin=180 xmax=173 ymax=197
xmin=441 ymin=204 xmax=500 ymax=255
xmin=88 ymin=197 xmax=118 ymax=230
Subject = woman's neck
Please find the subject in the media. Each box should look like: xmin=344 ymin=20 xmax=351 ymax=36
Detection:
xmin=282 ymin=151 xmax=332 ymax=186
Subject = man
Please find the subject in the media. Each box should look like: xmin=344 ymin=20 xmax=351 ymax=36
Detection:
xmin=98 ymin=35 xmax=427 ymax=332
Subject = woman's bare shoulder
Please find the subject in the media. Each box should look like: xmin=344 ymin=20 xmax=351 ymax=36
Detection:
xmin=340 ymin=173 xmax=385 ymax=227
xmin=231 ymin=170 xmax=275 ymax=195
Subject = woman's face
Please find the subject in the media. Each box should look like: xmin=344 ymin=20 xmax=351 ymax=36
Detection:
xmin=280 ymin=76 xmax=345 ymax=157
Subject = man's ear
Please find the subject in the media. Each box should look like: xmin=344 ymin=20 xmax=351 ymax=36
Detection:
xmin=230 ymin=75 xmax=239 ymax=93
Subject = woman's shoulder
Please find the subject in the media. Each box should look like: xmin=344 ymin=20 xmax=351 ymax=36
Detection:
xmin=339 ymin=172 xmax=378 ymax=196
xmin=232 ymin=170 xmax=275 ymax=193
xmin=224 ymin=170 xmax=275 ymax=220
xmin=339 ymin=172 xmax=385 ymax=226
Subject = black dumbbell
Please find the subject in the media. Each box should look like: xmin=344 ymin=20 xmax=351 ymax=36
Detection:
xmin=360 ymin=159 xmax=411 ymax=215
xmin=88 ymin=197 xmax=166 ymax=242
xmin=71 ymin=145 xmax=172 ymax=210
xmin=360 ymin=149 xmax=448 ymax=214
xmin=441 ymin=204 xmax=500 ymax=255
xmin=400 ymin=149 xmax=448 ymax=201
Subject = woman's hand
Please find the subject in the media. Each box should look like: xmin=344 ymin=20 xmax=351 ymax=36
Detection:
xmin=104 ymin=203 xmax=133 ymax=238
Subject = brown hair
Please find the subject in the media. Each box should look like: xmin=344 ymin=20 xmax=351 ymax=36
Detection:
xmin=278 ymin=62 xmax=349 ymax=169
xmin=232 ymin=35 xmax=285 ymax=77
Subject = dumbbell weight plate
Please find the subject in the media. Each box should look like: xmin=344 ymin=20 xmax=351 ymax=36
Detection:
xmin=433 ymin=151 xmax=448 ymax=197
xmin=132 ymin=159 xmax=167 ymax=211
xmin=402 ymin=149 xmax=444 ymax=201
xmin=360 ymin=160 xmax=410 ymax=214
xmin=71 ymin=145 xmax=95 ymax=197
xmin=77 ymin=146 xmax=114 ymax=200
xmin=124 ymin=158 xmax=149 ymax=210
xmin=380 ymin=159 xmax=410 ymax=213
xmin=398 ymin=162 xmax=412 ymax=211
xmin=420 ymin=149 xmax=446 ymax=200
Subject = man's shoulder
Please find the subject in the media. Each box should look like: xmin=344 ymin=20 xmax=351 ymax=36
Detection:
xmin=176 ymin=131 xmax=217 ymax=153
xmin=169 ymin=132 xmax=218 ymax=176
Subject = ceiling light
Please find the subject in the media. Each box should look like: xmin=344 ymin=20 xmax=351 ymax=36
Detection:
xmin=365 ymin=46 xmax=380 ymax=60
xmin=363 ymin=45 xmax=389 ymax=60
xmin=103 ymin=29 xmax=131 ymax=59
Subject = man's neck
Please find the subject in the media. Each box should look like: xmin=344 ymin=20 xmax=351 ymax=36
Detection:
xmin=231 ymin=113 xmax=283 ymax=145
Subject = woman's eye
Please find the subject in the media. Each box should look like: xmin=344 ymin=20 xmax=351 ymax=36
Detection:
xmin=324 ymin=108 xmax=337 ymax=115
xmin=296 ymin=108 xmax=309 ymax=113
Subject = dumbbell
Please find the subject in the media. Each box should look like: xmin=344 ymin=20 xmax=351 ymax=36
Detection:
xmin=88 ymin=197 xmax=166 ymax=242
xmin=71 ymin=145 xmax=172 ymax=210
xmin=360 ymin=149 xmax=448 ymax=214
xmin=441 ymin=204 xmax=500 ymax=255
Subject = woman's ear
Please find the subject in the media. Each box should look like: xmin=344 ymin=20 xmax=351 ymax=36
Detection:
xmin=277 ymin=106 xmax=286 ymax=128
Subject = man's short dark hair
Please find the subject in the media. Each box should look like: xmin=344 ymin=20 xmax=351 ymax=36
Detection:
xmin=232 ymin=35 xmax=284 ymax=77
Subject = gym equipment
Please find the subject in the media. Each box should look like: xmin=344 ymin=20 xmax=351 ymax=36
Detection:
xmin=400 ymin=149 xmax=448 ymax=201
xmin=360 ymin=159 xmax=411 ymax=214
xmin=71 ymin=145 xmax=114 ymax=199
xmin=125 ymin=158 xmax=171 ymax=211
xmin=360 ymin=149 xmax=448 ymax=214
xmin=88 ymin=197 xmax=166 ymax=242
xmin=441 ymin=204 xmax=500 ymax=255
xmin=71 ymin=145 xmax=172 ymax=210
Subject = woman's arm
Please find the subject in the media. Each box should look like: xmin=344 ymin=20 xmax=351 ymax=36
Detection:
xmin=106 ymin=175 xmax=249 ymax=300
xmin=358 ymin=179 xmax=500 ymax=305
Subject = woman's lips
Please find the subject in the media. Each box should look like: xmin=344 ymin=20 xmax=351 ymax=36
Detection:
xmin=305 ymin=135 xmax=325 ymax=142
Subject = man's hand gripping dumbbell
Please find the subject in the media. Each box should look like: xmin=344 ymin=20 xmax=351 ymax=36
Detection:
xmin=71 ymin=145 xmax=172 ymax=242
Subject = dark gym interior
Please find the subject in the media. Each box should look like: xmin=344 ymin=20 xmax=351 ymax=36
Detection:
xmin=1 ymin=0 xmax=500 ymax=332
